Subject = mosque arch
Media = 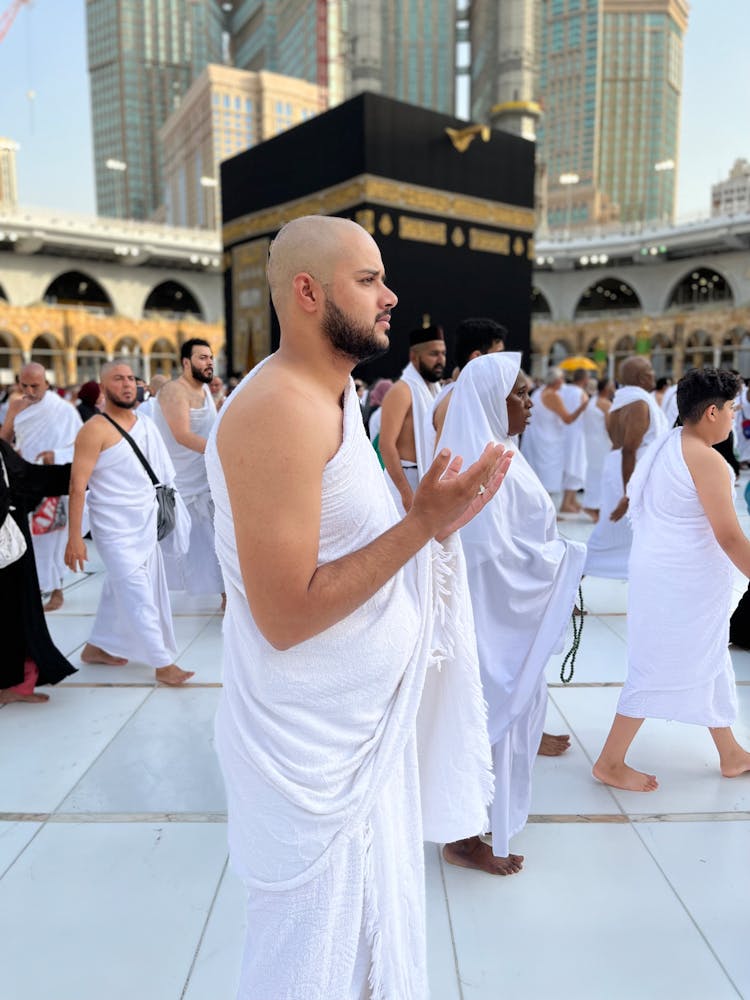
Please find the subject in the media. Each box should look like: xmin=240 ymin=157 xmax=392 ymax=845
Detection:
xmin=549 ymin=338 xmax=573 ymax=368
xmin=575 ymin=277 xmax=641 ymax=317
xmin=76 ymin=334 xmax=109 ymax=382
xmin=719 ymin=326 xmax=750 ymax=375
xmin=531 ymin=287 xmax=551 ymax=317
xmin=683 ymin=329 xmax=713 ymax=370
xmin=0 ymin=330 xmax=23 ymax=376
xmin=143 ymin=280 xmax=203 ymax=319
xmin=148 ymin=336 xmax=179 ymax=376
xmin=613 ymin=334 xmax=636 ymax=373
xmin=650 ymin=332 xmax=675 ymax=380
xmin=666 ymin=267 xmax=733 ymax=310
xmin=42 ymin=270 xmax=113 ymax=313
xmin=111 ymin=336 xmax=145 ymax=378
xmin=30 ymin=332 xmax=66 ymax=385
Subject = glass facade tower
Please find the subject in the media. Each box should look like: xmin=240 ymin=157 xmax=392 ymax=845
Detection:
xmin=86 ymin=0 xmax=224 ymax=220
xmin=229 ymin=0 xmax=455 ymax=115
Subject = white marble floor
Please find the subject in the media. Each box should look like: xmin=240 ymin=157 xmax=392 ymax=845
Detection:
xmin=2 ymin=500 xmax=750 ymax=1000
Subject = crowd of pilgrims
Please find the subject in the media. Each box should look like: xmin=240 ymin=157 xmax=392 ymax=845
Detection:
xmin=2 ymin=326 xmax=750 ymax=862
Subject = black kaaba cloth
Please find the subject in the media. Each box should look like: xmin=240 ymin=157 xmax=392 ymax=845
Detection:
xmin=221 ymin=92 xmax=535 ymax=380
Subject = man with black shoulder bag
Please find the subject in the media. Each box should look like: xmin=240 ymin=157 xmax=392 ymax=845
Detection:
xmin=65 ymin=361 xmax=194 ymax=686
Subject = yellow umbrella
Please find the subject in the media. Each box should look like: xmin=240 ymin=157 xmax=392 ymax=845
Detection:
xmin=558 ymin=356 xmax=599 ymax=372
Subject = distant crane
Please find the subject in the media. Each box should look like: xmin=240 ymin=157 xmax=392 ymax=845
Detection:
xmin=0 ymin=0 xmax=31 ymax=44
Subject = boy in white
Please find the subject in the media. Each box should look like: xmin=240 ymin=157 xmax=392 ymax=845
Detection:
xmin=593 ymin=367 xmax=750 ymax=791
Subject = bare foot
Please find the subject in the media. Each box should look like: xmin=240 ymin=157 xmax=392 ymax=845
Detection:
xmin=573 ymin=604 xmax=588 ymax=616
xmin=220 ymin=592 xmax=227 ymax=613
xmin=538 ymin=732 xmax=571 ymax=756
xmin=720 ymin=750 xmax=750 ymax=778
xmin=583 ymin=508 xmax=599 ymax=522
xmin=0 ymin=689 xmax=50 ymax=704
xmin=592 ymin=760 xmax=658 ymax=791
xmin=43 ymin=588 xmax=64 ymax=612
xmin=443 ymin=836 xmax=524 ymax=876
xmin=155 ymin=664 xmax=194 ymax=686
xmin=81 ymin=643 xmax=128 ymax=666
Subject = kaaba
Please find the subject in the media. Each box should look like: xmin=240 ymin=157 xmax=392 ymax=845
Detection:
xmin=221 ymin=92 xmax=535 ymax=380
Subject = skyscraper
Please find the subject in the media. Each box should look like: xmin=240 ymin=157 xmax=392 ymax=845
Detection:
xmin=471 ymin=0 xmax=688 ymax=229
xmin=86 ymin=0 xmax=224 ymax=220
xmin=229 ymin=0 xmax=455 ymax=115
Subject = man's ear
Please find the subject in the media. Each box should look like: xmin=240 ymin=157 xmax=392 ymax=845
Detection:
xmin=293 ymin=273 xmax=319 ymax=313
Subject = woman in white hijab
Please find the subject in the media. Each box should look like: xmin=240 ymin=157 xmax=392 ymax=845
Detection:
xmin=438 ymin=353 xmax=587 ymax=875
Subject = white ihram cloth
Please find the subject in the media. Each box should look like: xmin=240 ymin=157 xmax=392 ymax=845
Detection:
xmin=439 ymin=354 xmax=586 ymax=856
xmin=584 ymin=386 xmax=669 ymax=579
xmin=582 ymin=401 xmax=611 ymax=510
xmin=205 ymin=363 xmax=492 ymax=1000
xmin=560 ymin=383 xmax=587 ymax=490
xmin=14 ymin=390 xmax=82 ymax=592
xmin=384 ymin=362 xmax=440 ymax=514
xmin=620 ymin=428 xmax=737 ymax=725
xmin=87 ymin=416 xmax=189 ymax=668
xmin=152 ymin=384 xmax=223 ymax=594
xmin=520 ymin=387 xmax=566 ymax=494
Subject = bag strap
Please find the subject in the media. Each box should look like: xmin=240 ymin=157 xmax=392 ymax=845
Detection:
xmin=101 ymin=413 xmax=160 ymax=487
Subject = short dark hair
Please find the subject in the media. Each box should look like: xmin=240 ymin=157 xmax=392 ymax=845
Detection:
xmin=180 ymin=338 xmax=211 ymax=362
xmin=676 ymin=367 xmax=740 ymax=424
xmin=454 ymin=318 xmax=507 ymax=371
xmin=655 ymin=377 xmax=671 ymax=391
xmin=597 ymin=377 xmax=611 ymax=393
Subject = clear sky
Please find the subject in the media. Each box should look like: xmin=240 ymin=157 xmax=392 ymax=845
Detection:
xmin=1 ymin=0 xmax=748 ymax=219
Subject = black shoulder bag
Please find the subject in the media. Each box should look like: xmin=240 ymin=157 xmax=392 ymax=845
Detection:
xmin=102 ymin=414 xmax=176 ymax=540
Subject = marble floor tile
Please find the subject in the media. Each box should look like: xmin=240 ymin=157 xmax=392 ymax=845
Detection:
xmin=0 ymin=686 xmax=150 ymax=813
xmin=530 ymin=698 xmax=622 ymax=816
xmin=545 ymin=615 xmax=627 ymax=685
xmin=552 ymin=686 xmax=750 ymax=816
xmin=425 ymin=843 xmax=462 ymax=1000
xmin=579 ymin=576 xmax=630 ymax=614
xmin=444 ymin=823 xmax=738 ymax=1000
xmin=636 ymin=820 xmax=750 ymax=997
xmin=0 ymin=821 xmax=41 ymax=877
xmin=60 ymin=688 xmax=226 ymax=814
xmin=181 ymin=860 xmax=245 ymax=1000
xmin=0 ymin=821 xmax=228 ymax=1000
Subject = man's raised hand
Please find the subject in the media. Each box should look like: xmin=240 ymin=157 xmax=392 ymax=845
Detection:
xmin=408 ymin=443 xmax=513 ymax=542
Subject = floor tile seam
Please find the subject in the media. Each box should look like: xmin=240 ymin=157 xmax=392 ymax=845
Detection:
xmin=435 ymin=844 xmax=466 ymax=1000
xmin=46 ymin=686 xmax=158 ymax=816
xmin=179 ymin=856 xmax=230 ymax=1000
xmin=628 ymin=819 xmax=744 ymax=998
xmin=60 ymin=682 xmax=223 ymax=689
xmin=0 ymin=821 xmax=48 ymax=882
xmin=4 ymin=810 xmax=750 ymax=824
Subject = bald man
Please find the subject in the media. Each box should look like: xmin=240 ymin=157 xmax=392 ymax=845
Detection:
xmin=584 ymin=355 xmax=668 ymax=578
xmin=205 ymin=215 xmax=510 ymax=999
xmin=0 ymin=362 xmax=83 ymax=610
xmin=65 ymin=361 xmax=193 ymax=686
xmin=379 ymin=325 xmax=447 ymax=513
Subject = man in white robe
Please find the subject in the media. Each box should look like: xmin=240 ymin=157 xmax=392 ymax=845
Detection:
xmin=378 ymin=326 xmax=446 ymax=513
xmin=593 ymin=367 xmax=750 ymax=791
xmin=438 ymin=353 xmax=586 ymax=875
xmin=0 ymin=363 xmax=82 ymax=611
xmin=65 ymin=361 xmax=193 ymax=686
xmin=135 ymin=374 xmax=168 ymax=421
xmin=521 ymin=367 xmax=588 ymax=502
xmin=584 ymin=356 xmax=668 ymax=579
xmin=151 ymin=339 xmax=224 ymax=602
xmin=205 ymin=215 xmax=510 ymax=999
xmin=559 ymin=369 xmax=590 ymax=513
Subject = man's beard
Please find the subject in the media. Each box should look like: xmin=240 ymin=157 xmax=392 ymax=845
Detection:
xmin=418 ymin=358 xmax=444 ymax=383
xmin=322 ymin=297 xmax=389 ymax=364
xmin=191 ymin=362 xmax=213 ymax=384
xmin=106 ymin=392 xmax=137 ymax=409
